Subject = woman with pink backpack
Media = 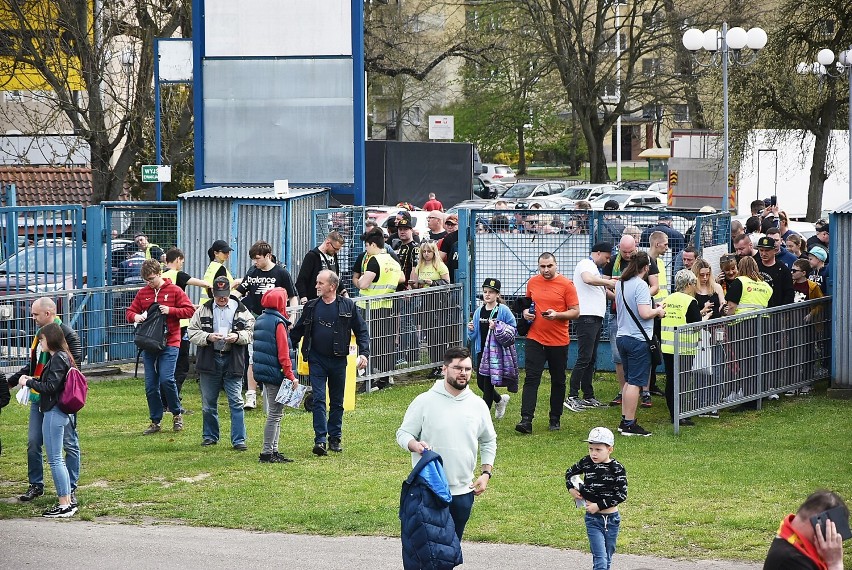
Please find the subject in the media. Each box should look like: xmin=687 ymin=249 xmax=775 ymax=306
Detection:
xmin=16 ymin=323 xmax=79 ymax=518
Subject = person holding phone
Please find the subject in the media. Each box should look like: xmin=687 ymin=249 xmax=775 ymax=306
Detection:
xmin=764 ymin=490 xmax=847 ymax=570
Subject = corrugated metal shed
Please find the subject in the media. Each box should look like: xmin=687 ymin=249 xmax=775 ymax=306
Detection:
xmin=829 ymin=201 xmax=851 ymax=395
xmin=178 ymin=186 xmax=328 ymax=300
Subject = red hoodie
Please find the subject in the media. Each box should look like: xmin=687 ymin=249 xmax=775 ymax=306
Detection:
xmin=126 ymin=279 xmax=196 ymax=347
xmin=261 ymin=288 xmax=295 ymax=381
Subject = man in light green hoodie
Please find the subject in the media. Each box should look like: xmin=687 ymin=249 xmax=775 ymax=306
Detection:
xmin=397 ymin=346 xmax=497 ymax=541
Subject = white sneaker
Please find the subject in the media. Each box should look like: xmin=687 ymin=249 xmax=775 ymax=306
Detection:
xmin=799 ymin=385 xmax=813 ymax=395
xmin=244 ymin=391 xmax=257 ymax=410
xmin=494 ymin=395 xmax=510 ymax=419
xmin=563 ymin=397 xmax=586 ymax=413
xmin=767 ymin=393 xmax=780 ymax=401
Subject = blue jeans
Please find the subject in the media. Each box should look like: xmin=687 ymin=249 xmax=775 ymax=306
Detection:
xmin=199 ymin=354 xmax=246 ymax=445
xmin=143 ymin=346 xmax=182 ymax=423
xmin=617 ymin=336 xmax=651 ymax=387
xmin=585 ymin=511 xmax=621 ymax=570
xmin=42 ymin=408 xmax=74 ymax=498
xmin=28 ymin=403 xmax=80 ymax=489
xmin=449 ymin=491 xmax=475 ymax=541
xmin=308 ymin=352 xmax=347 ymax=444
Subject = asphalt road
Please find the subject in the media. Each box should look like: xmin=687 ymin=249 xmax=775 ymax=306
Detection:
xmin=0 ymin=519 xmax=763 ymax=569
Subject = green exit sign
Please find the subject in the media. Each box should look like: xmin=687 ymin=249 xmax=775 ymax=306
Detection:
xmin=141 ymin=165 xmax=171 ymax=183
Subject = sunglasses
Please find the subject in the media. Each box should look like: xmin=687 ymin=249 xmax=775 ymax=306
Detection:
xmin=445 ymin=221 xmax=457 ymax=226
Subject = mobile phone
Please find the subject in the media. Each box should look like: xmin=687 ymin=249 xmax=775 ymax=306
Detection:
xmin=770 ymin=195 xmax=777 ymax=206
xmin=811 ymin=506 xmax=852 ymax=541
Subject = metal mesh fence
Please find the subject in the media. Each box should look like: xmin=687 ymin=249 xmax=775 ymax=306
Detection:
xmin=465 ymin=208 xmax=732 ymax=343
xmin=312 ymin=207 xmax=367 ymax=296
xmin=672 ymin=297 xmax=831 ymax=433
xmin=0 ymin=285 xmax=143 ymax=374
xmin=101 ymin=202 xmax=178 ymax=286
xmin=353 ymin=284 xmax=464 ymax=388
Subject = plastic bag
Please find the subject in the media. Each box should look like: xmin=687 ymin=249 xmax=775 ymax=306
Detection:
xmin=16 ymin=386 xmax=30 ymax=406
xmin=691 ymin=329 xmax=713 ymax=375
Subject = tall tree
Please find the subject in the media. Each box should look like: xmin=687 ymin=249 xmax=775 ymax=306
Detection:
xmin=515 ymin=0 xmax=671 ymax=182
xmin=0 ymin=0 xmax=190 ymax=203
xmin=730 ymin=0 xmax=851 ymax=220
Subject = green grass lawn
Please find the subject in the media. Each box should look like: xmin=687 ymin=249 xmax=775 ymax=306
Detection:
xmin=0 ymin=373 xmax=849 ymax=564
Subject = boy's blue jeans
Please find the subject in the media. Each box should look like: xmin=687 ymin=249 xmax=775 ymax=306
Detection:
xmin=585 ymin=511 xmax=620 ymax=570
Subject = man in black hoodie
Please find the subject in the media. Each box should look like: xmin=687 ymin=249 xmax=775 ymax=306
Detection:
xmin=296 ymin=231 xmax=345 ymax=303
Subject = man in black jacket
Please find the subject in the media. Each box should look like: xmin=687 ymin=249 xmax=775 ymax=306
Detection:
xmin=7 ymin=297 xmax=83 ymax=504
xmin=764 ymin=490 xmax=846 ymax=570
xmin=295 ymin=231 xmax=345 ymax=303
xmin=291 ymin=270 xmax=369 ymax=456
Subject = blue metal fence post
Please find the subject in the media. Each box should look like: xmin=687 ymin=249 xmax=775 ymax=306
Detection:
xmin=457 ymin=208 xmax=471 ymax=325
xmin=3 ymin=184 xmax=17 ymax=260
xmin=85 ymin=206 xmax=107 ymax=362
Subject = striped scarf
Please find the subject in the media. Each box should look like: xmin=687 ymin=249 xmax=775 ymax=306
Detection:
xmin=28 ymin=317 xmax=62 ymax=403
xmin=776 ymin=514 xmax=827 ymax=570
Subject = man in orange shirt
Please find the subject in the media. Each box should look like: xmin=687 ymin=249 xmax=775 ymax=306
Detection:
xmin=516 ymin=252 xmax=580 ymax=434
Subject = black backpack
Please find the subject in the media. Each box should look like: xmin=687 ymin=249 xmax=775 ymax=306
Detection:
xmin=134 ymin=302 xmax=168 ymax=353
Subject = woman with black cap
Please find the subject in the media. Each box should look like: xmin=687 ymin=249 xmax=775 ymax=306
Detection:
xmin=200 ymin=239 xmax=235 ymax=305
xmin=467 ymin=278 xmax=517 ymax=420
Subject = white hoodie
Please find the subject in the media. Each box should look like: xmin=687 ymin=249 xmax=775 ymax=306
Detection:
xmin=397 ymin=380 xmax=497 ymax=496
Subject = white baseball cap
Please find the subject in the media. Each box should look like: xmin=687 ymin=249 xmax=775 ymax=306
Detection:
xmin=583 ymin=427 xmax=614 ymax=447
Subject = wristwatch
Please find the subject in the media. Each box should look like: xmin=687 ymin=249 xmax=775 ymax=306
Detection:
xmin=481 ymin=471 xmax=492 ymax=479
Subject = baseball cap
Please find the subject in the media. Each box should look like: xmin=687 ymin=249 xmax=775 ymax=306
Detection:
xmin=445 ymin=214 xmax=458 ymax=225
xmin=815 ymin=221 xmax=829 ymax=233
xmin=603 ymin=200 xmax=620 ymax=211
xmin=756 ymin=236 xmax=776 ymax=249
xmin=808 ymin=245 xmax=827 ymax=262
xmin=591 ymin=241 xmax=613 ymax=253
xmin=658 ymin=213 xmax=673 ymax=221
xmin=583 ymin=427 xmax=614 ymax=447
xmin=212 ymin=276 xmax=231 ymax=298
xmin=209 ymin=239 xmax=233 ymax=253
xmin=482 ymin=278 xmax=501 ymax=293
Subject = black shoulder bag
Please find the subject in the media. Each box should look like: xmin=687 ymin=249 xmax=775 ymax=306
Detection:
xmin=620 ymin=282 xmax=663 ymax=368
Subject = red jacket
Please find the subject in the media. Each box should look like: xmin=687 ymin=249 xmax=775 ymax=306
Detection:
xmin=126 ymin=279 xmax=195 ymax=347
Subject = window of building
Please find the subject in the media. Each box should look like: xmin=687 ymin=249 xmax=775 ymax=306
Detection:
xmin=642 ymin=58 xmax=661 ymax=76
xmin=602 ymin=33 xmax=627 ymax=53
xmin=643 ymin=11 xmax=664 ymax=31
xmin=673 ymin=104 xmax=690 ymax=123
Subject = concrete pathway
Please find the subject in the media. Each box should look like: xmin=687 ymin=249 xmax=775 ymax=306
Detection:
xmin=1 ymin=519 xmax=762 ymax=569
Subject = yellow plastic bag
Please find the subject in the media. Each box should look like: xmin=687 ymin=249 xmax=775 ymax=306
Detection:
xmin=297 ymin=340 xmax=309 ymax=375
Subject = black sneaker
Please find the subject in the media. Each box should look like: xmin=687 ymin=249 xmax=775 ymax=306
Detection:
xmin=677 ymin=418 xmax=695 ymax=426
xmin=42 ymin=504 xmax=77 ymax=518
xmin=70 ymin=489 xmax=78 ymax=509
xmin=548 ymin=420 xmax=561 ymax=431
xmin=232 ymin=443 xmax=248 ymax=451
xmin=328 ymin=438 xmax=343 ymax=453
xmin=19 ymin=484 xmax=44 ymax=502
xmin=312 ymin=442 xmax=328 ymax=456
xmin=609 ymin=393 xmax=623 ymax=406
xmin=649 ymin=386 xmax=665 ymax=397
xmin=272 ymin=451 xmax=294 ymax=463
xmin=514 ymin=420 xmax=533 ymax=435
xmin=620 ymin=422 xmax=652 ymax=437
xmin=640 ymin=392 xmax=652 ymax=408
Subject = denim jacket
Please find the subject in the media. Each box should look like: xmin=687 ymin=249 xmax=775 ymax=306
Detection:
xmin=290 ymin=296 xmax=370 ymax=360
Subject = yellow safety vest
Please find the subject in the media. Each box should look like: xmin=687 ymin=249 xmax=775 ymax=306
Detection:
xmin=163 ymin=268 xmax=191 ymax=328
xmin=734 ymin=277 xmax=772 ymax=315
xmin=654 ymin=256 xmax=668 ymax=300
xmin=200 ymin=261 xmax=234 ymax=305
xmin=144 ymin=243 xmax=160 ymax=260
xmin=660 ymin=291 xmax=697 ymax=355
xmin=357 ymin=252 xmax=401 ymax=310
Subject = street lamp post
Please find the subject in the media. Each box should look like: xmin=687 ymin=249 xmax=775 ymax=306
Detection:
xmin=798 ymin=47 xmax=852 ymax=202
xmin=682 ymin=24 xmax=767 ymax=213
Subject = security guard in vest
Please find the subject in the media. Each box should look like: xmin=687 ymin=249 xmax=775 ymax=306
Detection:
xmin=161 ymin=248 xmax=211 ymax=401
xmin=134 ymin=232 xmax=165 ymax=262
xmin=660 ymin=269 xmax=703 ymax=426
xmin=200 ymin=239 xmax=236 ymax=305
xmin=354 ymin=228 xmax=403 ymax=389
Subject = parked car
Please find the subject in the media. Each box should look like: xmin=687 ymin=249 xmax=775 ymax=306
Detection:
xmin=549 ymin=183 xmax=620 ymax=207
xmin=588 ymin=190 xmax=666 ymax=210
xmin=499 ymin=180 xmax=571 ymax=204
xmin=0 ymin=242 xmax=86 ymax=294
xmin=473 ymin=177 xmax=497 ymax=199
xmin=479 ymin=163 xmax=517 ymax=185
xmin=617 ymin=179 xmax=664 ymax=192
xmin=647 ymin=181 xmax=668 ymax=194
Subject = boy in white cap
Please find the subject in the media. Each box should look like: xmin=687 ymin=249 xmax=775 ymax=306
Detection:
xmin=565 ymin=427 xmax=628 ymax=570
